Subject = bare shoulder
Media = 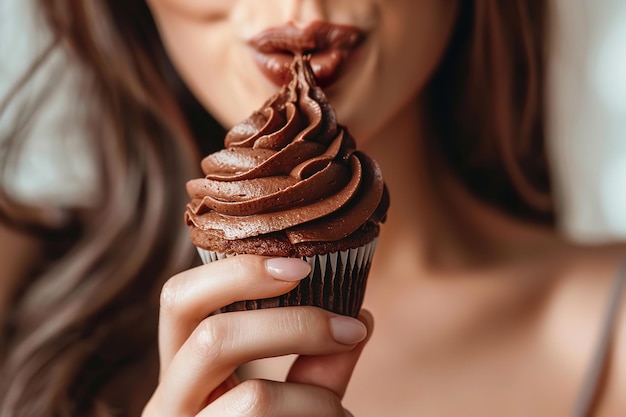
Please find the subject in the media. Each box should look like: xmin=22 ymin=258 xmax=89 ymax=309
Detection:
xmin=547 ymin=241 xmax=626 ymax=416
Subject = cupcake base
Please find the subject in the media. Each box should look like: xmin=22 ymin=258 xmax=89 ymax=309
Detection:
xmin=197 ymin=238 xmax=377 ymax=317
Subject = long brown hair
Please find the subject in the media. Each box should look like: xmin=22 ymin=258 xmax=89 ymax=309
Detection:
xmin=429 ymin=0 xmax=552 ymax=222
xmin=0 ymin=1 xmax=551 ymax=415
xmin=0 ymin=1 xmax=221 ymax=416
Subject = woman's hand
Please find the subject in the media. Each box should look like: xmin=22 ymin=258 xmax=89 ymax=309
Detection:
xmin=142 ymin=255 xmax=373 ymax=417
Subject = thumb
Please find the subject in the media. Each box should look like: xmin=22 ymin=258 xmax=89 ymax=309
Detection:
xmin=285 ymin=309 xmax=374 ymax=399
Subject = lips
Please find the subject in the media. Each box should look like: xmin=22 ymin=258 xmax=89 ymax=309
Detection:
xmin=248 ymin=21 xmax=365 ymax=88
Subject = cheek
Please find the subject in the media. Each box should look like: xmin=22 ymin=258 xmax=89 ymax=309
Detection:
xmin=148 ymin=1 xmax=277 ymax=128
xmin=161 ymin=23 xmax=254 ymax=125
xmin=157 ymin=22 xmax=268 ymax=126
xmin=332 ymin=0 xmax=458 ymax=143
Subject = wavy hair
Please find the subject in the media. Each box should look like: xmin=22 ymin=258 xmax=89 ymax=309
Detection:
xmin=0 ymin=1 xmax=551 ymax=415
xmin=429 ymin=0 xmax=552 ymax=222
xmin=0 ymin=1 xmax=221 ymax=416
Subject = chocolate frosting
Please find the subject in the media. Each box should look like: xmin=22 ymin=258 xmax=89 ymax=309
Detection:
xmin=185 ymin=55 xmax=388 ymax=244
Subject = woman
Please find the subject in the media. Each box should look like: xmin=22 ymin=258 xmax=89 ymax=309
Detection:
xmin=1 ymin=1 xmax=624 ymax=416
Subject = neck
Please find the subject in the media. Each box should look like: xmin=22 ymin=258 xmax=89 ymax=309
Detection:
xmin=362 ymin=99 xmax=560 ymax=279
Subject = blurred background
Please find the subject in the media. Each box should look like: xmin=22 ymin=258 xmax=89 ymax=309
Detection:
xmin=2 ymin=0 xmax=625 ymax=243
xmin=549 ymin=0 xmax=626 ymax=242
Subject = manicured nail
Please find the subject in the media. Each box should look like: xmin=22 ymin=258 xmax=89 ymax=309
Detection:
xmin=330 ymin=316 xmax=367 ymax=345
xmin=265 ymin=258 xmax=311 ymax=281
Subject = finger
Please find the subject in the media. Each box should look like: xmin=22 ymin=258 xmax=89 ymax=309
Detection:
xmin=287 ymin=309 xmax=374 ymax=398
xmin=158 ymin=256 xmax=311 ymax=374
xmin=157 ymin=307 xmax=366 ymax=416
xmin=203 ymin=373 xmax=239 ymax=408
xmin=198 ymin=379 xmax=347 ymax=417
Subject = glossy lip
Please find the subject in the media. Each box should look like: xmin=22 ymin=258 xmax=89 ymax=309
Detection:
xmin=247 ymin=21 xmax=366 ymax=88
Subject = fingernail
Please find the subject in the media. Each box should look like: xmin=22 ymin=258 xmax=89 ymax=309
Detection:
xmin=265 ymin=258 xmax=311 ymax=281
xmin=344 ymin=409 xmax=355 ymax=417
xmin=330 ymin=316 xmax=367 ymax=345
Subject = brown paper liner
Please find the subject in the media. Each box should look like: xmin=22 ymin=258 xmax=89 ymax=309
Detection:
xmin=196 ymin=238 xmax=377 ymax=317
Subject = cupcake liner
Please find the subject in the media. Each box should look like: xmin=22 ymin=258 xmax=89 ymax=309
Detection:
xmin=196 ymin=238 xmax=378 ymax=317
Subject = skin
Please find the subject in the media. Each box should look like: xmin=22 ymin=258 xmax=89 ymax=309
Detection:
xmin=147 ymin=0 xmax=458 ymax=143
xmin=143 ymin=255 xmax=373 ymax=416
xmin=2 ymin=0 xmax=625 ymax=416
xmin=147 ymin=0 xmax=626 ymax=415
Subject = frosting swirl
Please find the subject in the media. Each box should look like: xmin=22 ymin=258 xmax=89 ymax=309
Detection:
xmin=185 ymin=55 xmax=388 ymax=244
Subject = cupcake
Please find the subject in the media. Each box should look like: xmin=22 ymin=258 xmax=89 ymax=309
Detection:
xmin=185 ymin=55 xmax=389 ymax=317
